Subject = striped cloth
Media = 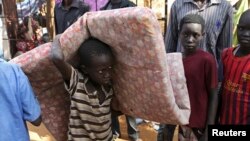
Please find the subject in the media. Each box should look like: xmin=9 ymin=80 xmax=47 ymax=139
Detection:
xmin=65 ymin=67 xmax=113 ymax=141
xmin=165 ymin=0 xmax=233 ymax=64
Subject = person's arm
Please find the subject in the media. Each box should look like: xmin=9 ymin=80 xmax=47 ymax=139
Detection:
xmin=111 ymin=95 xmax=120 ymax=111
xmin=215 ymin=49 xmax=227 ymax=124
xmin=51 ymin=35 xmax=72 ymax=82
xmin=54 ymin=7 xmax=58 ymax=34
xmin=216 ymin=4 xmax=233 ymax=62
xmin=165 ymin=3 xmax=178 ymax=53
xmin=27 ymin=16 xmax=33 ymax=39
xmin=200 ymin=88 xmax=218 ymax=141
xmin=215 ymin=81 xmax=223 ymax=124
xmin=111 ymin=95 xmax=123 ymax=116
xmin=0 ymin=4 xmax=2 ymax=15
xmin=200 ymin=57 xmax=219 ymax=141
xmin=216 ymin=8 xmax=233 ymax=82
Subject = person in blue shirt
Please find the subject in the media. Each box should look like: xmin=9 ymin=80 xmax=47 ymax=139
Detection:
xmin=0 ymin=59 xmax=42 ymax=141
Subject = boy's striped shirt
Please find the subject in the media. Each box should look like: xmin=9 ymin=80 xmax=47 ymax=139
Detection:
xmin=65 ymin=67 xmax=113 ymax=141
xmin=220 ymin=47 xmax=250 ymax=124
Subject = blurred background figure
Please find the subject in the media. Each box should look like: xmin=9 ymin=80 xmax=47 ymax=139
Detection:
xmin=54 ymin=0 xmax=89 ymax=34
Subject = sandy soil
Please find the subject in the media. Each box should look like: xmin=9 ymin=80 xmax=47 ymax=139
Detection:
xmin=28 ymin=115 xmax=178 ymax=141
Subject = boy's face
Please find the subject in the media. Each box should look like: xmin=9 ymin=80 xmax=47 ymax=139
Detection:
xmin=85 ymin=54 xmax=114 ymax=86
xmin=237 ymin=13 xmax=250 ymax=48
xmin=180 ymin=23 xmax=203 ymax=53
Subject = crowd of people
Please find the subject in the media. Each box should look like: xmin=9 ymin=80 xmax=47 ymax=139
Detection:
xmin=0 ymin=0 xmax=250 ymax=141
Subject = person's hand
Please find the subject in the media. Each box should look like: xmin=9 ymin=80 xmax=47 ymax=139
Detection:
xmin=111 ymin=96 xmax=120 ymax=111
xmin=68 ymin=54 xmax=80 ymax=68
xmin=199 ymin=129 xmax=208 ymax=141
xmin=50 ymin=34 xmax=72 ymax=82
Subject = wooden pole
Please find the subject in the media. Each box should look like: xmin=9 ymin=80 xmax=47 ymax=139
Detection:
xmin=2 ymin=0 xmax=18 ymax=57
xmin=46 ymin=0 xmax=55 ymax=40
xmin=144 ymin=0 xmax=151 ymax=7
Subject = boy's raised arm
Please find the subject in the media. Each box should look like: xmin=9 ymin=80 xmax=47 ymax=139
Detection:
xmin=51 ymin=35 xmax=72 ymax=82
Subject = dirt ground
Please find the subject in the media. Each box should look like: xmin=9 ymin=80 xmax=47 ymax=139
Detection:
xmin=28 ymin=115 xmax=178 ymax=141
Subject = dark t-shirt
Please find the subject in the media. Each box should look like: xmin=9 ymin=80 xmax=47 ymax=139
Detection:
xmin=111 ymin=2 xmax=122 ymax=9
xmin=54 ymin=0 xmax=89 ymax=34
xmin=100 ymin=0 xmax=136 ymax=10
xmin=183 ymin=49 xmax=218 ymax=128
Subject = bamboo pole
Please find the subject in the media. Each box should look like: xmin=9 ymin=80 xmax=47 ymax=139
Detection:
xmin=144 ymin=0 xmax=151 ymax=7
xmin=46 ymin=0 xmax=55 ymax=40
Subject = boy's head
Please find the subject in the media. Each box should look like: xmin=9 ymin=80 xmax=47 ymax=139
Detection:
xmin=179 ymin=14 xmax=205 ymax=53
xmin=78 ymin=38 xmax=115 ymax=86
xmin=237 ymin=9 xmax=250 ymax=48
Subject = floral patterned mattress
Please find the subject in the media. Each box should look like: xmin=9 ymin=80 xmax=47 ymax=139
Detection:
xmin=10 ymin=7 xmax=190 ymax=141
